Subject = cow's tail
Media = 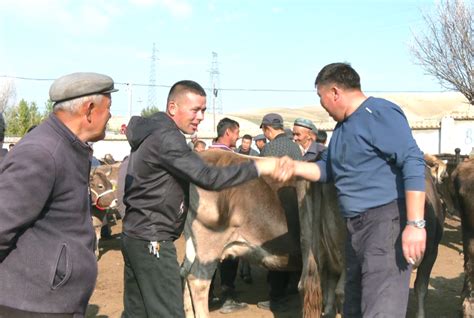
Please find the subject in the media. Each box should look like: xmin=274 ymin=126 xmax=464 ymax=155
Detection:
xmin=303 ymin=249 xmax=322 ymax=318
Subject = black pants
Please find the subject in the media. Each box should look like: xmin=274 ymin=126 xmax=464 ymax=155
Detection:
xmin=268 ymin=270 xmax=290 ymax=299
xmin=220 ymin=258 xmax=239 ymax=290
xmin=121 ymin=234 xmax=184 ymax=318
xmin=0 ymin=305 xmax=74 ymax=318
xmin=344 ymin=200 xmax=412 ymax=318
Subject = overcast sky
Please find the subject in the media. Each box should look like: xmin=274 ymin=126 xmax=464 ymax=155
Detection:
xmin=0 ymin=0 xmax=447 ymax=116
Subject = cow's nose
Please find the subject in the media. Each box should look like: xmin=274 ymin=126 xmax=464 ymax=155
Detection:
xmin=110 ymin=199 xmax=118 ymax=208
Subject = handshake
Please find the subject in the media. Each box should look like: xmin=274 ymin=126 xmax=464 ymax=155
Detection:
xmin=254 ymin=156 xmax=321 ymax=183
xmin=254 ymin=156 xmax=297 ymax=182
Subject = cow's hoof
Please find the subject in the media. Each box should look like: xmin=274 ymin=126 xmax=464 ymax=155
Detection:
xmin=463 ymin=297 xmax=474 ymax=318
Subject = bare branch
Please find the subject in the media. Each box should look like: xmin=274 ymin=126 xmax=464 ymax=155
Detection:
xmin=410 ymin=0 xmax=473 ymax=104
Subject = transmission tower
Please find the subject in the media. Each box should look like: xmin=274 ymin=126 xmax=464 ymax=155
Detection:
xmin=208 ymin=52 xmax=223 ymax=116
xmin=147 ymin=43 xmax=158 ymax=110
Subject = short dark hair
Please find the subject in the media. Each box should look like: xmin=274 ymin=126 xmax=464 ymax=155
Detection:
xmin=242 ymin=134 xmax=252 ymax=141
xmin=317 ymin=130 xmax=327 ymax=143
xmin=167 ymin=80 xmax=206 ymax=104
xmin=315 ymin=63 xmax=361 ymax=90
xmin=217 ymin=118 xmax=239 ymax=138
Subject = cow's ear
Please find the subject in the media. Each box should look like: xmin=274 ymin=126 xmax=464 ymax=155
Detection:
xmin=104 ymin=166 xmax=112 ymax=176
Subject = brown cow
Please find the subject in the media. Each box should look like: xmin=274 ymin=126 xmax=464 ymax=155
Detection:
xmin=89 ymin=170 xmax=117 ymax=258
xmin=182 ymin=151 xmax=446 ymax=318
xmin=181 ymin=150 xmax=343 ymax=318
xmin=452 ymin=158 xmax=474 ymax=317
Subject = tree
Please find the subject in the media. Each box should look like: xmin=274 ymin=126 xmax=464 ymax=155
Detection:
xmin=141 ymin=105 xmax=160 ymax=118
xmin=411 ymin=0 xmax=473 ymax=104
xmin=43 ymin=99 xmax=54 ymax=117
xmin=4 ymin=99 xmax=43 ymax=136
xmin=0 ymin=78 xmax=16 ymax=113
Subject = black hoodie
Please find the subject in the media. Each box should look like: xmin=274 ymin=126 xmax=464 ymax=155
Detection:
xmin=123 ymin=112 xmax=259 ymax=241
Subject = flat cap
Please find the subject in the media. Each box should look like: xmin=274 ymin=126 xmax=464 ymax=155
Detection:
xmin=294 ymin=117 xmax=318 ymax=133
xmin=260 ymin=113 xmax=283 ymax=128
xmin=49 ymin=72 xmax=118 ymax=103
xmin=254 ymin=134 xmax=266 ymax=141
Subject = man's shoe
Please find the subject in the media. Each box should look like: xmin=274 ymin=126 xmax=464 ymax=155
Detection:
xmin=257 ymin=298 xmax=288 ymax=312
xmin=242 ymin=274 xmax=253 ymax=284
xmin=219 ymin=298 xmax=248 ymax=314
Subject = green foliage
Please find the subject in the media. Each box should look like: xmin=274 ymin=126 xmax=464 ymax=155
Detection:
xmin=141 ymin=105 xmax=160 ymax=118
xmin=43 ymin=100 xmax=54 ymax=117
xmin=4 ymin=99 xmax=46 ymax=136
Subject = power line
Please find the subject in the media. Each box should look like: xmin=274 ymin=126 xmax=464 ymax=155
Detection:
xmin=0 ymin=74 xmax=449 ymax=93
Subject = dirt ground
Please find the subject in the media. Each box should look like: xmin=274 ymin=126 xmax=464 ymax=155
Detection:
xmin=86 ymin=214 xmax=465 ymax=318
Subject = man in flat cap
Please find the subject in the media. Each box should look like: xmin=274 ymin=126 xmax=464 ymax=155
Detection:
xmin=0 ymin=72 xmax=118 ymax=317
xmin=292 ymin=117 xmax=326 ymax=162
xmin=257 ymin=113 xmax=303 ymax=311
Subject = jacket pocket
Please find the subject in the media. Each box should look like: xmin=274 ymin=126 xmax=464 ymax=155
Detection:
xmin=50 ymin=243 xmax=72 ymax=290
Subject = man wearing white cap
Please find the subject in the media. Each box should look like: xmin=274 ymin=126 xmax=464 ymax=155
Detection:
xmin=292 ymin=117 xmax=326 ymax=162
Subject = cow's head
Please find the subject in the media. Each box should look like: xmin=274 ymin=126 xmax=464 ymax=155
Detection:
xmin=90 ymin=170 xmax=117 ymax=210
xmin=424 ymin=154 xmax=449 ymax=184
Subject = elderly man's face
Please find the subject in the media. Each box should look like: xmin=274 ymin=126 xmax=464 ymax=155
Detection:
xmin=88 ymin=94 xmax=112 ymax=142
xmin=292 ymin=125 xmax=312 ymax=149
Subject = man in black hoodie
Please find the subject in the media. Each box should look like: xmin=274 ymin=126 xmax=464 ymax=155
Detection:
xmin=121 ymin=80 xmax=280 ymax=318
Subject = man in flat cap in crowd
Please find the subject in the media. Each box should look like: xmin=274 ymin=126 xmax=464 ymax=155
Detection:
xmin=121 ymin=80 xmax=283 ymax=318
xmin=292 ymin=117 xmax=326 ymax=162
xmin=0 ymin=72 xmax=118 ymax=317
xmin=257 ymin=113 xmax=303 ymax=311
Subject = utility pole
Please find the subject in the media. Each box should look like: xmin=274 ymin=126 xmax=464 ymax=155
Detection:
xmin=208 ymin=51 xmax=222 ymax=132
xmin=148 ymin=43 xmax=158 ymax=110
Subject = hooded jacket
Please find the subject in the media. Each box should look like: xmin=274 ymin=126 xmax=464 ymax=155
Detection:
xmin=122 ymin=112 xmax=259 ymax=241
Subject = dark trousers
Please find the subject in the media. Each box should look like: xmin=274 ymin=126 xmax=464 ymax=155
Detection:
xmin=268 ymin=270 xmax=290 ymax=299
xmin=0 ymin=305 xmax=74 ymax=318
xmin=344 ymin=200 xmax=412 ymax=318
xmin=220 ymin=258 xmax=239 ymax=290
xmin=121 ymin=234 xmax=184 ymax=318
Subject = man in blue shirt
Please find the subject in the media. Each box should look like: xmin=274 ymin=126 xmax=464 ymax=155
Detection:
xmin=277 ymin=63 xmax=426 ymax=317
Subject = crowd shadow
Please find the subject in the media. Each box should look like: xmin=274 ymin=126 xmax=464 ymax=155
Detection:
xmin=85 ymin=304 xmax=109 ymax=318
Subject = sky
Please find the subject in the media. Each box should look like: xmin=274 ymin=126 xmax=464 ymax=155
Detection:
xmin=0 ymin=0 xmax=448 ymax=117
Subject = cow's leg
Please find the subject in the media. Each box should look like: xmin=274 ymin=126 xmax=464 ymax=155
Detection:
xmin=462 ymin=232 xmax=474 ymax=317
xmin=414 ymin=245 xmax=438 ymax=318
xmin=322 ymin=268 xmax=339 ymax=318
xmin=335 ymin=269 xmax=345 ymax=315
xmin=91 ymin=215 xmax=103 ymax=259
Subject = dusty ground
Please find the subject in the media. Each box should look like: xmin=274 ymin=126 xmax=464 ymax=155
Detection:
xmin=86 ymin=214 xmax=465 ymax=318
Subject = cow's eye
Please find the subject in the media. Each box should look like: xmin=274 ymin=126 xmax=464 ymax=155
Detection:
xmin=98 ymin=184 xmax=104 ymax=190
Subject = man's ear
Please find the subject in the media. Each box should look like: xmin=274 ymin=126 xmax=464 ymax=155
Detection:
xmin=84 ymin=101 xmax=94 ymax=123
xmin=168 ymin=101 xmax=177 ymax=116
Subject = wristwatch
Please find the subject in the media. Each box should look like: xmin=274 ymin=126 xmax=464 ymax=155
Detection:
xmin=407 ymin=219 xmax=426 ymax=229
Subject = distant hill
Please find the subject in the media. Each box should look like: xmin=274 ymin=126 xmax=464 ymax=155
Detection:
xmin=107 ymin=92 xmax=472 ymax=137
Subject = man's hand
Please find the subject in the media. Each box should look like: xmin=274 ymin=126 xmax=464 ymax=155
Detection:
xmin=402 ymin=225 xmax=426 ymax=266
xmin=253 ymin=157 xmax=295 ymax=182
xmin=273 ymin=156 xmax=295 ymax=182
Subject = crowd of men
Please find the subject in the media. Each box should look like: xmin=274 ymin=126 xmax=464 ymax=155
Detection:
xmin=0 ymin=62 xmax=426 ymax=318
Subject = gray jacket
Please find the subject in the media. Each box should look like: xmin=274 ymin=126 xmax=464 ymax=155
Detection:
xmin=0 ymin=114 xmax=96 ymax=316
